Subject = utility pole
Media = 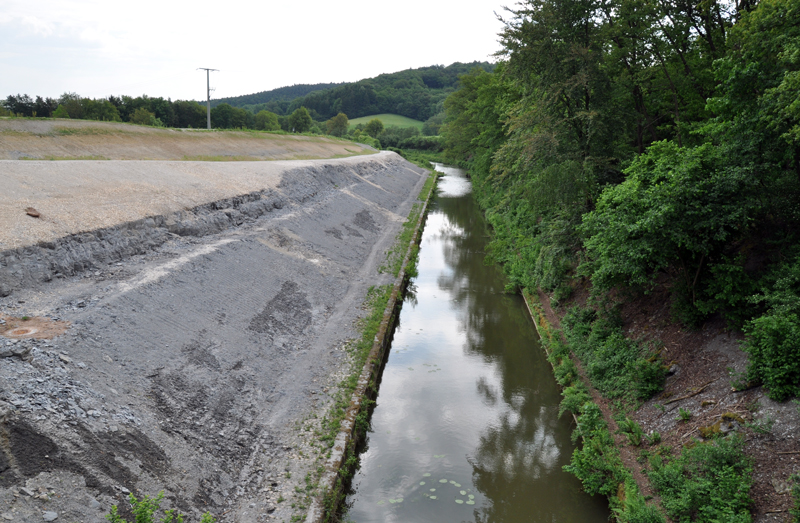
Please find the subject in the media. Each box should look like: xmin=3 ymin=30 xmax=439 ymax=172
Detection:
xmin=197 ymin=68 xmax=218 ymax=130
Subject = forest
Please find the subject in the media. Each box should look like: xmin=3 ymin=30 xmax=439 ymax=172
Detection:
xmin=443 ymin=0 xmax=800 ymax=403
xmin=438 ymin=1 xmax=800 ymax=519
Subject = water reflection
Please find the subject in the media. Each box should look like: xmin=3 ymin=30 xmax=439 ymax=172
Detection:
xmin=345 ymin=165 xmax=608 ymax=522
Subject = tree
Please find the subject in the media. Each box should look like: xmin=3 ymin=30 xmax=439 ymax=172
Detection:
xmin=288 ymin=107 xmax=312 ymax=133
xmin=52 ymin=105 xmax=70 ymax=119
xmin=326 ymin=112 xmax=349 ymax=136
xmin=130 ymin=107 xmax=161 ymax=126
xmin=255 ymin=110 xmax=280 ymax=131
xmin=364 ymin=118 xmax=384 ymax=138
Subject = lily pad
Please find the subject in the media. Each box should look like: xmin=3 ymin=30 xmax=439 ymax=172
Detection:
xmin=468 ymin=494 xmax=475 ymax=499
xmin=439 ymin=479 xmax=448 ymax=483
xmin=423 ymin=473 xmax=431 ymax=477
xmin=377 ymin=500 xmax=385 ymax=505
xmin=454 ymin=483 xmax=461 ymax=487
xmin=466 ymin=500 xmax=475 ymax=505
xmin=433 ymin=454 xmax=445 ymax=458
xmin=396 ymin=498 xmax=404 ymax=503
xmin=455 ymin=499 xmax=464 ymax=504
xmin=460 ymin=490 xmax=467 ymax=495
xmin=430 ymin=488 xmax=436 ymax=492
xmin=419 ymin=481 xmax=426 ymax=485
xmin=430 ymin=496 xmax=437 ymax=500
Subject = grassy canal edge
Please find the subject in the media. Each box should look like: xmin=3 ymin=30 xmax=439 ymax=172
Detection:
xmin=523 ymin=290 xmax=760 ymax=523
xmin=307 ymin=164 xmax=438 ymax=523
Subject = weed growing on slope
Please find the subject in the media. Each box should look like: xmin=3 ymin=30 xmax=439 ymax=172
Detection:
xmin=648 ymin=435 xmax=752 ymax=523
xmin=380 ymin=170 xmax=436 ymax=277
xmin=106 ymin=492 xmax=215 ymax=523
xmin=562 ymin=305 xmax=666 ymax=403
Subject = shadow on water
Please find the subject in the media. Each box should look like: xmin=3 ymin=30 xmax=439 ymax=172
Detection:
xmin=345 ymin=164 xmax=609 ymax=522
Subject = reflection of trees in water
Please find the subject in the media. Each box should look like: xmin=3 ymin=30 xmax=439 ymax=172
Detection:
xmin=432 ymin=189 xmax=597 ymax=522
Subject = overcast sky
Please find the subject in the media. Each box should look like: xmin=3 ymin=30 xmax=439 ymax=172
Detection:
xmin=1 ymin=0 xmax=509 ymax=102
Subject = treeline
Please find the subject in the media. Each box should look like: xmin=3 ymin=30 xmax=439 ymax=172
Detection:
xmin=0 ymin=91 xmax=443 ymax=153
xmin=216 ymin=62 xmax=495 ymax=122
xmin=212 ymin=82 xmax=344 ymax=109
xmin=443 ymin=0 xmax=800 ymax=402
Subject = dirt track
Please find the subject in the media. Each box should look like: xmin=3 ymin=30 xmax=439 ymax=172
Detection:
xmin=0 ymin=142 xmax=427 ymax=522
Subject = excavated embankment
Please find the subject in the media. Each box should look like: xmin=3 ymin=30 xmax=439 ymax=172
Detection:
xmin=0 ymin=152 xmax=427 ymax=523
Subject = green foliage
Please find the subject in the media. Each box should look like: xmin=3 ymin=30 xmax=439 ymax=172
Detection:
xmin=364 ymin=118 xmax=384 ymax=138
xmin=790 ymin=473 xmax=800 ymax=522
xmin=287 ymin=107 xmax=312 ymax=133
xmin=210 ymin=103 xmax=250 ymax=129
xmin=348 ymin=113 xmax=424 ymax=131
xmin=677 ymin=408 xmax=692 ymax=422
xmin=648 ymin=435 xmax=753 ymax=523
xmin=581 ymin=141 xmax=755 ymax=299
xmin=326 ymin=112 xmax=348 ymax=137
xmin=52 ymin=104 xmax=70 ymax=118
xmin=129 ymin=108 xmax=162 ymax=127
xmin=562 ymin=306 xmax=665 ymax=402
xmin=618 ymin=417 xmax=644 ymax=446
xmin=743 ymin=253 xmax=800 ymax=400
xmin=646 ymin=431 xmax=662 ymax=446
xmin=106 ymin=491 xmax=215 ymax=523
xmin=254 ymin=110 xmax=280 ymax=131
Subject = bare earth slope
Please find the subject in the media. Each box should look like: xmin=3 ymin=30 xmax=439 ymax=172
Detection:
xmin=0 ymin=125 xmax=427 ymax=523
xmin=0 ymin=118 xmax=371 ymax=161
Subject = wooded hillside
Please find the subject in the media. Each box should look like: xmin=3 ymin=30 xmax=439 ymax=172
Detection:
xmin=443 ymin=0 xmax=800 ymax=403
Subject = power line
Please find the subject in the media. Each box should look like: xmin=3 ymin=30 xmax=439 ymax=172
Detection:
xmin=197 ymin=68 xmax=218 ymax=130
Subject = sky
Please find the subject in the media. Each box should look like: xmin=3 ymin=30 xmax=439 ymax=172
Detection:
xmin=1 ymin=0 xmax=509 ymax=102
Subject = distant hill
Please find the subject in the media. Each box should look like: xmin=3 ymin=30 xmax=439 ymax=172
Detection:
xmin=214 ymin=62 xmax=496 ymax=122
xmin=211 ymin=83 xmax=343 ymax=109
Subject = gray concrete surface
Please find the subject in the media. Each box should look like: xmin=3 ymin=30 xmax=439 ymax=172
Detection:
xmin=0 ymin=153 xmax=427 ymax=522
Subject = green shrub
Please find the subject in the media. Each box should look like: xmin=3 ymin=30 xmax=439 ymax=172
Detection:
xmin=618 ymin=416 xmax=644 ymax=446
xmin=790 ymin=473 xmax=800 ymax=522
xmin=106 ymin=491 xmax=215 ymax=523
xmin=562 ymin=306 xmax=665 ymax=402
xmin=616 ymin=478 xmax=666 ymax=523
xmin=742 ymin=252 xmax=800 ymax=400
xmin=648 ymin=435 xmax=752 ymax=523
xmin=551 ymin=282 xmax=574 ymax=308
xmin=559 ymin=383 xmax=591 ymax=417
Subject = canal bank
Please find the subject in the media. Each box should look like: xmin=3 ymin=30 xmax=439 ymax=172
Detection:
xmin=340 ymin=165 xmax=609 ymax=522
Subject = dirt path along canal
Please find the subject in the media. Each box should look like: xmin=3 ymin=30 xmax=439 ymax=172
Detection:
xmin=345 ymin=165 xmax=610 ymax=522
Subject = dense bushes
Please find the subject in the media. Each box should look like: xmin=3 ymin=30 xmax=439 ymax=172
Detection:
xmin=442 ymin=0 xmax=800 ymax=403
xmin=648 ymin=436 xmax=753 ymax=523
xmin=562 ymin=306 xmax=665 ymax=402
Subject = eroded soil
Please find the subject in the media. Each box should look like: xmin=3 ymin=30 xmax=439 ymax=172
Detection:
xmin=0 ymin=155 xmax=427 ymax=523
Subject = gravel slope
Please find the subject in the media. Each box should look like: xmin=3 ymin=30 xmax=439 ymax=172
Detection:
xmin=0 ymin=152 xmax=428 ymax=523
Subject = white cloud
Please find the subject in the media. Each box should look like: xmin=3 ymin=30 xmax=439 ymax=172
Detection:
xmin=1 ymin=0 xmax=507 ymax=100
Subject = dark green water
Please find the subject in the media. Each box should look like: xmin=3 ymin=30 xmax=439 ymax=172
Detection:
xmin=345 ymin=164 xmax=609 ymax=522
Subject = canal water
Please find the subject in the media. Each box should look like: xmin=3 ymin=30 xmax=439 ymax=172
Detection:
xmin=345 ymin=164 xmax=609 ymax=522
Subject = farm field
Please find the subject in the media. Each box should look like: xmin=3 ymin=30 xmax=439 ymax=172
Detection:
xmin=348 ymin=113 xmax=424 ymax=130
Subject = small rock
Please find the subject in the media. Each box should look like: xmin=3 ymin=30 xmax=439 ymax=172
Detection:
xmin=58 ymin=354 xmax=71 ymax=364
xmin=772 ymin=478 xmax=792 ymax=494
xmin=667 ymin=364 xmax=680 ymax=376
xmin=25 ymin=207 xmax=40 ymax=218
xmin=103 ymin=355 xmax=113 ymax=363
xmin=19 ymin=487 xmax=34 ymax=496
xmin=76 ymin=301 xmax=86 ymax=308
xmin=120 ymin=487 xmax=130 ymax=495
xmin=88 ymin=497 xmax=101 ymax=510
xmin=42 ymin=512 xmax=58 ymax=522
xmin=2 ymin=513 xmax=13 ymax=520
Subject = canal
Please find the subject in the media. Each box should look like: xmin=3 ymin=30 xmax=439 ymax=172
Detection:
xmin=345 ymin=164 xmax=609 ymax=522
